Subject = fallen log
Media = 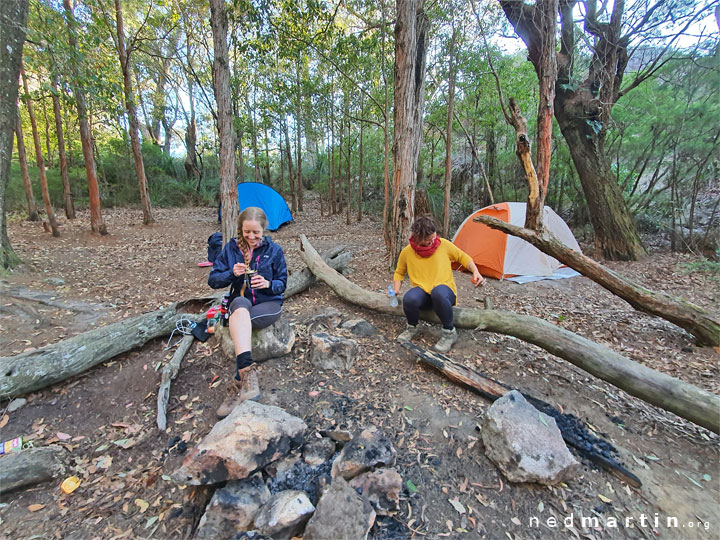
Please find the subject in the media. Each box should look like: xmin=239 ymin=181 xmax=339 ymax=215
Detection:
xmin=401 ymin=341 xmax=642 ymax=488
xmin=0 ymin=246 xmax=352 ymax=400
xmin=0 ymin=445 xmax=65 ymax=495
xmin=474 ymin=214 xmax=720 ymax=346
xmin=157 ymin=334 xmax=195 ymax=431
xmin=299 ymin=234 xmax=720 ymax=434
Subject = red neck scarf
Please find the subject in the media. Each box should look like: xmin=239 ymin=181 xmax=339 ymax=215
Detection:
xmin=409 ymin=235 xmax=441 ymax=257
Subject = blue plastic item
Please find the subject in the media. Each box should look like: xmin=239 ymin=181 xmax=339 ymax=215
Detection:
xmin=388 ymin=284 xmax=398 ymax=307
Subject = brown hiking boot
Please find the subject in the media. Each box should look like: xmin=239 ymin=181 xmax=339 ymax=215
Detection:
xmin=216 ymin=365 xmax=261 ymax=418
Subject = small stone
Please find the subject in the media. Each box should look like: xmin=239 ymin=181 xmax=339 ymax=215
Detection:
xmin=323 ymin=430 xmax=352 ymax=443
xmin=340 ymin=319 xmax=378 ymax=336
xmin=303 ymin=437 xmax=336 ymax=466
xmin=304 ymin=477 xmax=376 ymax=540
xmin=306 ymin=308 xmax=343 ymax=330
xmin=348 ymin=468 xmax=402 ymax=515
xmin=7 ymin=398 xmax=27 ymax=412
xmin=43 ymin=277 xmax=64 ymax=286
xmin=309 ymin=333 xmax=358 ymax=372
xmin=254 ymin=490 xmax=315 ymax=540
xmin=331 ymin=427 xmax=396 ymax=481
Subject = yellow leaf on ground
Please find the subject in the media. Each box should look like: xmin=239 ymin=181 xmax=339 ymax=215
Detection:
xmin=28 ymin=504 xmax=45 ymax=512
xmin=135 ymin=498 xmax=150 ymax=513
xmin=598 ymin=494 xmax=612 ymax=503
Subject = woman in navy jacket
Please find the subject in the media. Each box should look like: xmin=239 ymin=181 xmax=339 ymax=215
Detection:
xmin=208 ymin=207 xmax=287 ymax=417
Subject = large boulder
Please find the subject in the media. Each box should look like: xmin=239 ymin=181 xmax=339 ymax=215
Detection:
xmin=172 ymin=401 xmax=306 ymax=485
xmin=309 ymin=332 xmax=358 ymax=372
xmin=195 ymin=473 xmax=270 ymax=539
xmin=303 ymin=477 xmax=376 ymax=540
xmin=481 ymin=390 xmax=579 ymax=485
xmin=217 ymin=319 xmax=295 ymax=362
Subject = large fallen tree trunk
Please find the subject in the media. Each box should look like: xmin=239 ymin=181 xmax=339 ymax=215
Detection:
xmin=474 ymin=215 xmax=720 ymax=346
xmin=0 ymin=247 xmax=351 ymax=399
xmin=299 ymin=234 xmax=720 ymax=434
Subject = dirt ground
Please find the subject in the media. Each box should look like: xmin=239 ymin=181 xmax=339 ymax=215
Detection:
xmin=1 ymin=198 xmax=718 ymax=540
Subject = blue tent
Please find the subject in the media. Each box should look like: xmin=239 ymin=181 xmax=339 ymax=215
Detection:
xmin=224 ymin=182 xmax=293 ymax=231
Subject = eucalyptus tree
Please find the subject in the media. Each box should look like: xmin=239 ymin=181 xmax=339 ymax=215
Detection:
xmin=14 ymin=108 xmax=40 ymax=222
xmin=62 ymin=0 xmax=107 ymax=235
xmin=101 ymin=0 xmax=154 ymax=224
xmin=209 ymin=0 xmax=238 ymax=243
xmin=499 ymin=0 xmax=716 ymax=260
xmin=0 ymin=0 xmax=29 ymax=268
xmin=20 ymin=65 xmax=60 ymax=236
xmin=390 ymin=0 xmax=429 ymax=262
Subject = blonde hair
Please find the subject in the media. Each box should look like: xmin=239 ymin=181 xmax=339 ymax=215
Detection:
xmin=237 ymin=207 xmax=268 ymax=254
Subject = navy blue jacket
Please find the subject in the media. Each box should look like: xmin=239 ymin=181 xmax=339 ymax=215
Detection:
xmin=208 ymin=236 xmax=287 ymax=305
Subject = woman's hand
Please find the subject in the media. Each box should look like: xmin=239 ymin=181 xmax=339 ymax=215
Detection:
xmin=471 ymin=271 xmax=484 ymax=287
xmin=232 ymin=262 xmax=247 ymax=277
xmin=250 ymin=274 xmax=269 ymax=289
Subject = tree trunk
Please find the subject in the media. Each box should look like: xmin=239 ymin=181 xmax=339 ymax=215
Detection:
xmin=381 ymin=0 xmax=391 ymax=250
xmin=209 ymin=0 xmax=238 ymax=244
xmin=51 ymin=74 xmax=75 ymax=219
xmin=0 ymin=247 xmax=350 ymax=398
xmin=283 ymin=122 xmax=296 ymax=213
xmin=14 ymin=108 xmax=39 ymax=221
xmin=295 ymin=61 xmax=304 ymax=212
xmin=554 ymin=97 xmax=646 ymax=260
xmin=63 ymin=0 xmax=106 ymax=235
xmin=21 ymin=66 xmax=60 ymax=237
xmin=330 ymin=85 xmax=336 ymax=215
xmin=358 ymin=97 xmax=364 ymax=222
xmin=298 ymin=234 xmax=720 ymax=434
xmin=391 ymin=0 xmax=429 ymax=262
xmin=114 ymin=0 xmax=153 ymax=225
xmin=0 ymin=0 xmax=28 ymax=269
xmin=528 ymin=0 xmax=556 ymax=230
xmin=442 ymin=26 xmax=457 ymax=237
xmin=474 ymin=214 xmax=720 ymax=346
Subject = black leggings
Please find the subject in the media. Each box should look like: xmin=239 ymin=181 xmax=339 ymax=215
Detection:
xmin=402 ymin=285 xmax=456 ymax=330
xmin=229 ymin=297 xmax=282 ymax=329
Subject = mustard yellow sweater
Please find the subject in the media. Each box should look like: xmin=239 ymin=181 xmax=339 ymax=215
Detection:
xmin=393 ymin=238 xmax=473 ymax=298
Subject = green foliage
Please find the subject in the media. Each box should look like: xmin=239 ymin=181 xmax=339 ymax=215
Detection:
xmin=679 ymin=259 xmax=720 ymax=276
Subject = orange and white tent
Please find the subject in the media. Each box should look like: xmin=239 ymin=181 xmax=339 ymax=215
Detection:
xmin=452 ymin=202 xmax=581 ymax=280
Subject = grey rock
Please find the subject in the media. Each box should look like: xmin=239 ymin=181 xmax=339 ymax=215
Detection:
xmin=303 ymin=477 xmax=376 ymax=540
xmin=218 ymin=319 xmax=295 ymax=362
xmin=331 ymin=427 xmax=396 ymax=481
xmin=195 ymin=473 xmax=270 ymax=539
xmin=481 ymin=390 xmax=579 ymax=485
xmin=348 ymin=468 xmax=402 ymax=515
xmin=306 ymin=308 xmax=343 ymax=330
xmin=340 ymin=319 xmax=378 ymax=337
xmin=172 ymin=401 xmax=307 ymax=486
xmin=43 ymin=277 xmax=64 ymax=286
xmin=323 ymin=430 xmax=352 ymax=443
xmin=7 ymin=398 xmax=27 ymax=412
xmin=254 ymin=490 xmax=315 ymax=540
xmin=303 ymin=437 xmax=336 ymax=466
xmin=231 ymin=532 xmax=274 ymax=540
xmin=309 ymin=332 xmax=358 ymax=372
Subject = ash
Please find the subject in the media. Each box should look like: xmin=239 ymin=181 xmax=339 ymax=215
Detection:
xmin=267 ymin=456 xmax=335 ymax=502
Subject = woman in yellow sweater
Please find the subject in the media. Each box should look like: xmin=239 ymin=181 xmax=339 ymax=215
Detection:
xmin=392 ymin=215 xmax=483 ymax=352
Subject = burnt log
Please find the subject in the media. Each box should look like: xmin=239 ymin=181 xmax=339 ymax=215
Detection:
xmin=299 ymin=234 xmax=720 ymax=434
xmin=157 ymin=334 xmax=195 ymax=431
xmin=473 ymin=214 xmax=720 ymax=346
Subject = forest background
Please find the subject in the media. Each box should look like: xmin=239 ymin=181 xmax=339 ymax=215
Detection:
xmin=1 ymin=0 xmax=719 ymax=268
